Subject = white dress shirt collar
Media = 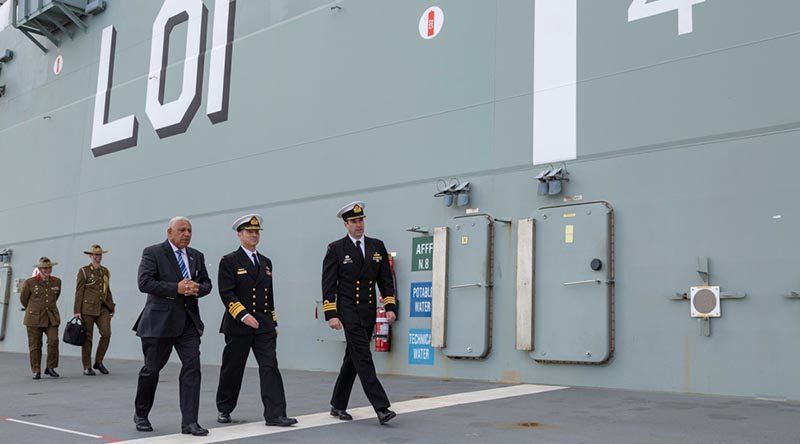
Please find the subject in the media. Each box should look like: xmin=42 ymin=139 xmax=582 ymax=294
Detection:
xmin=168 ymin=240 xmax=185 ymax=255
xmin=348 ymin=234 xmax=365 ymax=256
xmin=348 ymin=234 xmax=365 ymax=245
xmin=241 ymin=246 xmax=259 ymax=264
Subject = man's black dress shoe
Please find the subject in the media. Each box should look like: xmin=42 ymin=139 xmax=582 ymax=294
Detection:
xmin=44 ymin=368 xmax=59 ymax=378
xmin=93 ymin=362 xmax=109 ymax=374
xmin=265 ymin=416 xmax=298 ymax=427
xmin=217 ymin=412 xmax=231 ymax=423
xmin=181 ymin=423 xmax=209 ymax=436
xmin=83 ymin=368 xmax=96 ymax=376
xmin=377 ymin=408 xmax=396 ymax=425
xmin=330 ymin=408 xmax=353 ymax=420
xmin=32 ymin=372 xmax=41 ymax=380
xmin=134 ymin=415 xmax=153 ymax=432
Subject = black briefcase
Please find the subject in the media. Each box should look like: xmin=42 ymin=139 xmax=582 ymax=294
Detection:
xmin=63 ymin=317 xmax=86 ymax=346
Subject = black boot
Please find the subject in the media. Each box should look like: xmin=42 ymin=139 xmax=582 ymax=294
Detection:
xmin=330 ymin=408 xmax=353 ymax=420
xmin=377 ymin=408 xmax=396 ymax=425
xmin=181 ymin=423 xmax=209 ymax=436
xmin=217 ymin=412 xmax=231 ymax=423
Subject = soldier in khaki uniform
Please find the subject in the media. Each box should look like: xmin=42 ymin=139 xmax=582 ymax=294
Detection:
xmin=20 ymin=257 xmax=62 ymax=380
xmin=74 ymin=245 xmax=116 ymax=375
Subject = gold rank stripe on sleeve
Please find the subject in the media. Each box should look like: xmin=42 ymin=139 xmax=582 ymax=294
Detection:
xmin=382 ymin=296 xmax=397 ymax=305
xmin=272 ymin=311 xmax=277 ymax=322
xmin=322 ymin=300 xmax=337 ymax=312
xmin=228 ymin=301 xmax=246 ymax=318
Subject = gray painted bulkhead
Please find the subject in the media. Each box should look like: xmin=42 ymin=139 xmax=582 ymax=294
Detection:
xmin=0 ymin=0 xmax=798 ymax=401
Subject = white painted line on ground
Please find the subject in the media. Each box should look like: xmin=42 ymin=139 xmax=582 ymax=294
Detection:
xmin=3 ymin=417 xmax=104 ymax=439
xmin=117 ymin=384 xmax=567 ymax=444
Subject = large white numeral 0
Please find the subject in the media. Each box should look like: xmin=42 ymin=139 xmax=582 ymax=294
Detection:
xmin=145 ymin=0 xmax=208 ymax=138
xmin=628 ymin=0 xmax=705 ymax=35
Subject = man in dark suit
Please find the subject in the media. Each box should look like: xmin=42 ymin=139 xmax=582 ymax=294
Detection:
xmin=321 ymin=201 xmax=398 ymax=425
xmin=132 ymin=216 xmax=213 ymax=436
xmin=215 ymin=214 xmax=297 ymax=427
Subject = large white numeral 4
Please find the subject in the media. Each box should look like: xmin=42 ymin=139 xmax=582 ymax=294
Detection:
xmin=628 ymin=0 xmax=705 ymax=35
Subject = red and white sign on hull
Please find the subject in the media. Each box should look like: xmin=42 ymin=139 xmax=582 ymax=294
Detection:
xmin=419 ymin=6 xmax=443 ymax=40
xmin=53 ymin=55 xmax=63 ymax=75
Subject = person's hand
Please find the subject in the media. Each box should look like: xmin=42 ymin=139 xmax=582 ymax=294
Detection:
xmin=74 ymin=313 xmax=81 ymax=320
xmin=178 ymin=279 xmax=191 ymax=295
xmin=328 ymin=318 xmax=343 ymax=330
xmin=386 ymin=312 xmax=396 ymax=323
xmin=243 ymin=315 xmax=259 ymax=329
xmin=179 ymin=279 xmax=199 ymax=296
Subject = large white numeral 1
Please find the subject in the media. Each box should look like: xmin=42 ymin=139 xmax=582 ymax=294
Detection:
xmin=532 ymin=0 xmax=577 ymax=166
xmin=207 ymin=0 xmax=236 ymax=123
xmin=628 ymin=0 xmax=705 ymax=36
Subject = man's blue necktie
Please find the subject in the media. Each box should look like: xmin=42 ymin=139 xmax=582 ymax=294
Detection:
xmin=176 ymin=250 xmax=190 ymax=279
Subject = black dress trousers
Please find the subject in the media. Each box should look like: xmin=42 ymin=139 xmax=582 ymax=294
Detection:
xmin=331 ymin=325 xmax=390 ymax=411
xmin=216 ymin=330 xmax=287 ymax=420
xmin=135 ymin=318 xmax=202 ymax=425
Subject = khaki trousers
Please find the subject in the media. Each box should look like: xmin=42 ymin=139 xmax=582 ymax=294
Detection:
xmin=27 ymin=325 xmax=59 ymax=372
xmin=81 ymin=307 xmax=112 ymax=368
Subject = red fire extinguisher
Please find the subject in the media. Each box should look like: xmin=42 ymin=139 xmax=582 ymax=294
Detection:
xmin=375 ymin=253 xmax=398 ymax=352
xmin=374 ymin=307 xmax=390 ymax=352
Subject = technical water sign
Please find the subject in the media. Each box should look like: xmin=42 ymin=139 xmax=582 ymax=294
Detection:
xmin=408 ymin=329 xmax=434 ymax=365
xmin=411 ymin=236 xmax=434 ymax=271
xmin=410 ymin=282 xmax=432 ymax=317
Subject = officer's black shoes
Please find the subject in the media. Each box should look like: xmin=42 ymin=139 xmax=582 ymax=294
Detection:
xmin=44 ymin=368 xmax=60 ymax=378
xmin=377 ymin=408 xmax=396 ymax=425
xmin=330 ymin=408 xmax=353 ymax=420
xmin=83 ymin=368 xmax=97 ymax=376
xmin=217 ymin=412 xmax=231 ymax=423
xmin=32 ymin=372 xmax=41 ymax=380
xmin=265 ymin=416 xmax=298 ymax=427
xmin=181 ymin=423 xmax=209 ymax=436
xmin=93 ymin=362 xmax=109 ymax=374
xmin=133 ymin=415 xmax=153 ymax=432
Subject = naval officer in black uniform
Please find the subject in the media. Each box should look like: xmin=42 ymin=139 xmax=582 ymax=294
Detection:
xmin=322 ymin=201 xmax=398 ymax=425
xmin=216 ymin=214 xmax=297 ymax=427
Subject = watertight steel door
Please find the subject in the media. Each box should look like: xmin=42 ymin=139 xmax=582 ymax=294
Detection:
xmin=531 ymin=202 xmax=614 ymax=364
xmin=443 ymin=214 xmax=492 ymax=359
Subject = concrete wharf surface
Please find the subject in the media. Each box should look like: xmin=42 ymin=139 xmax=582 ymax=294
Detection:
xmin=0 ymin=352 xmax=797 ymax=444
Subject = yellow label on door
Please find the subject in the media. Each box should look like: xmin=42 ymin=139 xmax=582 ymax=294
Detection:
xmin=461 ymin=236 xmax=469 ymax=245
xmin=565 ymin=225 xmax=574 ymax=244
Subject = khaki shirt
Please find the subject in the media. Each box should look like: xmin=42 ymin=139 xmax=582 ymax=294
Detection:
xmin=74 ymin=265 xmax=115 ymax=316
xmin=20 ymin=276 xmax=62 ymax=327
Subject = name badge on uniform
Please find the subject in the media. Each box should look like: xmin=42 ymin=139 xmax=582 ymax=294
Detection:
xmin=265 ymin=266 xmax=272 ymax=276
xmin=343 ymin=255 xmax=353 ymax=265
xmin=372 ymin=252 xmax=382 ymax=262
xmin=236 ymin=268 xmax=247 ymax=275
xmin=52 ymin=286 xmax=59 ymax=291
